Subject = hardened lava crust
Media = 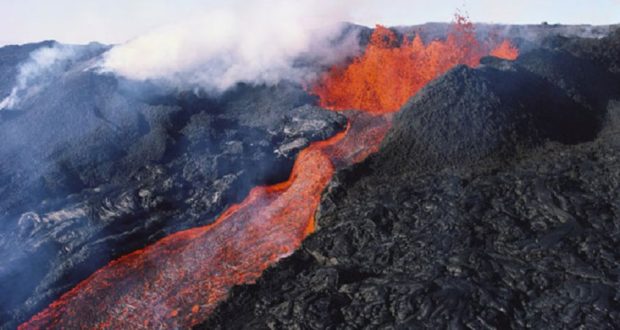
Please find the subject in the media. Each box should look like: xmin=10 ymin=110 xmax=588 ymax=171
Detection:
xmin=201 ymin=29 xmax=620 ymax=329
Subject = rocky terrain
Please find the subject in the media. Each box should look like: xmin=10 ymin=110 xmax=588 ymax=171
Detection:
xmin=1 ymin=23 xmax=619 ymax=329
xmin=201 ymin=28 xmax=620 ymax=328
xmin=0 ymin=42 xmax=345 ymax=328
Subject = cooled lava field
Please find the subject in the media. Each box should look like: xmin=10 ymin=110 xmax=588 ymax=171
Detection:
xmin=0 ymin=20 xmax=619 ymax=329
xmin=202 ymin=28 xmax=620 ymax=329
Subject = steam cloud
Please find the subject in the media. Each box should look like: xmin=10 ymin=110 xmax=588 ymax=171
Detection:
xmin=0 ymin=44 xmax=80 ymax=110
xmin=98 ymin=0 xmax=361 ymax=93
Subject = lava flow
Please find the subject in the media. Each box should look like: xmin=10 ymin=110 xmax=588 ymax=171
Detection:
xmin=21 ymin=16 xmax=518 ymax=330
xmin=21 ymin=111 xmax=391 ymax=330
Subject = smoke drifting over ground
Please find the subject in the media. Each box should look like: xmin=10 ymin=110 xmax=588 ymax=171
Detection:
xmin=0 ymin=44 xmax=80 ymax=110
xmin=99 ymin=1 xmax=361 ymax=94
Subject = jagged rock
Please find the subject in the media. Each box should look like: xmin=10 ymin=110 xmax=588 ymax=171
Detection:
xmin=200 ymin=29 xmax=620 ymax=329
xmin=0 ymin=43 xmax=345 ymax=328
xmin=2 ymin=25 xmax=619 ymax=329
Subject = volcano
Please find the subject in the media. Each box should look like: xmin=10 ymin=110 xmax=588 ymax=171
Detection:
xmin=17 ymin=17 xmax=520 ymax=329
xmin=202 ymin=27 xmax=620 ymax=329
xmin=1 ymin=13 xmax=620 ymax=330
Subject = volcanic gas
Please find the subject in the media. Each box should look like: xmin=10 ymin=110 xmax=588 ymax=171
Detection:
xmin=21 ymin=16 xmax=518 ymax=329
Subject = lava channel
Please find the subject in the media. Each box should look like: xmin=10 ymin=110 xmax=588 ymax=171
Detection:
xmin=21 ymin=15 xmax=518 ymax=329
xmin=20 ymin=112 xmax=391 ymax=330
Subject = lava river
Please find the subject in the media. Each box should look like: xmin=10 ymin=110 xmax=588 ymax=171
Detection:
xmin=21 ymin=16 xmax=518 ymax=329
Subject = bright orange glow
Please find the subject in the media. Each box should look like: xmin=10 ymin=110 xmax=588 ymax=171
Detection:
xmin=312 ymin=15 xmax=519 ymax=114
xmin=19 ymin=113 xmax=391 ymax=330
xmin=21 ymin=15 xmax=518 ymax=330
xmin=490 ymin=39 xmax=520 ymax=60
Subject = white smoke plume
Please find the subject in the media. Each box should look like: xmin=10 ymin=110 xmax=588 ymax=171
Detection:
xmin=98 ymin=0 xmax=361 ymax=93
xmin=0 ymin=44 xmax=79 ymax=110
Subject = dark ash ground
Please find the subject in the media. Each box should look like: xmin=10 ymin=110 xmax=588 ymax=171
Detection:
xmin=0 ymin=46 xmax=345 ymax=327
xmin=0 ymin=24 xmax=619 ymax=329
xmin=200 ymin=29 xmax=620 ymax=329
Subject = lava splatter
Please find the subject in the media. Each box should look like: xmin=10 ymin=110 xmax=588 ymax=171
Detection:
xmin=313 ymin=15 xmax=519 ymax=114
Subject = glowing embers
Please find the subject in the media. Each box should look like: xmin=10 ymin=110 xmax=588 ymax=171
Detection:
xmin=312 ymin=15 xmax=520 ymax=114
xmin=20 ymin=112 xmax=391 ymax=330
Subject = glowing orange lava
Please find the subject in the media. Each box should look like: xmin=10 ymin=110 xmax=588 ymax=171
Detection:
xmin=313 ymin=15 xmax=519 ymax=114
xmin=21 ymin=15 xmax=518 ymax=330
xmin=20 ymin=112 xmax=391 ymax=330
xmin=490 ymin=39 xmax=520 ymax=60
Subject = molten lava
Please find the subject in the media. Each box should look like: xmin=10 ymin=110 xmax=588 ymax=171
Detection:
xmin=20 ymin=113 xmax=391 ymax=330
xmin=490 ymin=39 xmax=520 ymax=60
xmin=313 ymin=15 xmax=519 ymax=114
xmin=21 ymin=16 xmax=518 ymax=330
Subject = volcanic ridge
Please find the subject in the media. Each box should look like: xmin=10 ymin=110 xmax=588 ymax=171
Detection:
xmin=0 ymin=19 xmax=619 ymax=330
xmin=201 ymin=28 xmax=620 ymax=329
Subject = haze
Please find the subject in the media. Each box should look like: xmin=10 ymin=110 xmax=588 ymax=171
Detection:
xmin=1 ymin=0 xmax=619 ymax=46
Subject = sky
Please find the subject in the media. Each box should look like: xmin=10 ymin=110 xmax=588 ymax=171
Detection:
xmin=1 ymin=0 xmax=620 ymax=46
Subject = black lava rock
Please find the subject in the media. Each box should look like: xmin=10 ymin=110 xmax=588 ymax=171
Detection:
xmin=0 ymin=43 xmax=345 ymax=328
xmin=201 ymin=29 xmax=620 ymax=329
